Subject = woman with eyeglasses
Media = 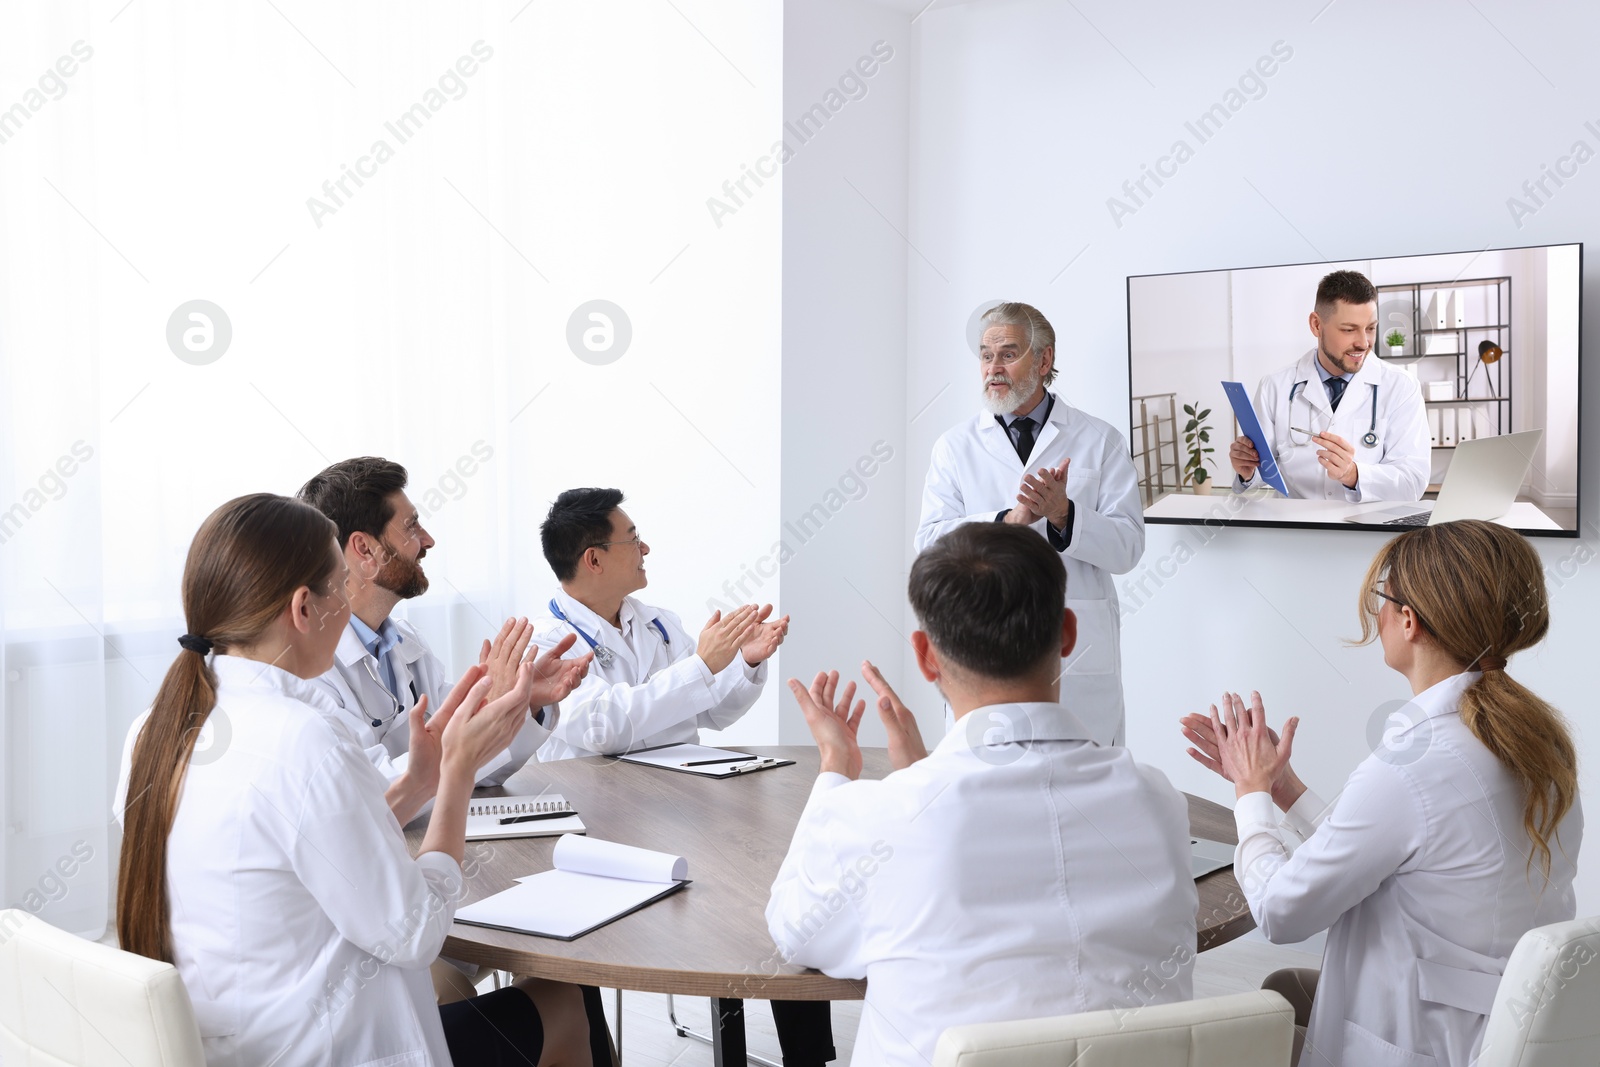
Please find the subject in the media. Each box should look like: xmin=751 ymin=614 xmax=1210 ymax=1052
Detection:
xmin=115 ymin=494 xmax=610 ymax=1066
xmin=1181 ymin=519 xmax=1581 ymax=1067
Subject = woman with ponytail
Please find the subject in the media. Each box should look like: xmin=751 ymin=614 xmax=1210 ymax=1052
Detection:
xmin=1180 ymin=519 xmax=1582 ymax=1067
xmin=114 ymin=494 xmax=608 ymax=1066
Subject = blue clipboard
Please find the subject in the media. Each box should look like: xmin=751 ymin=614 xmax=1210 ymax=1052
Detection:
xmin=1221 ymin=381 xmax=1288 ymax=496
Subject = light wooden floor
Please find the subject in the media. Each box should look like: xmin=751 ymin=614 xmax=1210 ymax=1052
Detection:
xmin=554 ymin=938 xmax=1323 ymax=1066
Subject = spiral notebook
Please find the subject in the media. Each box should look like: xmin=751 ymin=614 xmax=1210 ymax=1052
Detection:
xmin=464 ymin=794 xmax=585 ymax=840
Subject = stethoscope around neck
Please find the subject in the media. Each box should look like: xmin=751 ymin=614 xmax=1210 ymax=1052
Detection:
xmin=548 ymin=598 xmax=669 ymax=670
xmin=361 ymin=657 xmax=418 ymax=730
xmin=1287 ymin=379 xmax=1380 ymax=450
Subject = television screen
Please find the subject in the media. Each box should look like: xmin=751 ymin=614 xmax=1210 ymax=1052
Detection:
xmin=1126 ymin=243 xmax=1581 ymax=536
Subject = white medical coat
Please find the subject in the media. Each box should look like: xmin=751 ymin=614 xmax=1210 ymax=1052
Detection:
xmin=310 ymin=619 xmax=550 ymax=788
xmin=532 ymin=590 xmax=766 ymax=760
xmin=114 ymin=655 xmax=460 ymax=1067
xmin=1235 ymin=350 xmax=1430 ymax=502
xmin=1237 ymin=671 xmax=1583 ymax=1066
xmin=766 ymin=701 xmax=1197 ymax=1067
xmin=917 ymin=395 xmax=1145 ymax=746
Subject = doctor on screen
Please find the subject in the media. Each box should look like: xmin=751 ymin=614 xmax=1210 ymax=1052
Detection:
xmin=1230 ymin=270 xmax=1430 ymax=502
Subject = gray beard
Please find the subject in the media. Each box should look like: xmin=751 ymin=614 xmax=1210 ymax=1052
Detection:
xmin=980 ymin=368 xmax=1042 ymax=416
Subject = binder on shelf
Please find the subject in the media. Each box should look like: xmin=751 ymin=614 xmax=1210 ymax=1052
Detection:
xmin=1428 ymin=409 xmax=1441 ymax=447
xmin=1441 ymin=409 xmax=1457 ymax=447
xmin=1449 ymin=288 xmax=1467 ymax=328
xmin=1427 ymin=291 xmax=1448 ymax=330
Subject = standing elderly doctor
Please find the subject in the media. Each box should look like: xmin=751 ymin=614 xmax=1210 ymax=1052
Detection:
xmin=1230 ymin=270 xmax=1430 ymax=502
xmin=918 ymin=301 xmax=1144 ymax=747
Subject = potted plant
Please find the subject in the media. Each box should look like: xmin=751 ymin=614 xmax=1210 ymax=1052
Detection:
xmin=1385 ymin=329 xmax=1405 ymax=357
xmin=1182 ymin=402 xmax=1216 ymax=495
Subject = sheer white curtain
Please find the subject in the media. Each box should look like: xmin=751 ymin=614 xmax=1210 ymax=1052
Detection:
xmin=0 ymin=0 xmax=781 ymax=938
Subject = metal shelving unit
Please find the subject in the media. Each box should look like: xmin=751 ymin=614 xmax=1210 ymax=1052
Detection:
xmin=1376 ymin=275 xmax=1512 ymax=448
xmin=1129 ymin=392 xmax=1183 ymax=505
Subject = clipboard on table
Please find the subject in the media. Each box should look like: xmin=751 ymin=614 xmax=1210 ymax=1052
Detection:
xmin=615 ymin=743 xmax=794 ymax=779
xmin=1221 ymin=381 xmax=1288 ymax=496
xmin=454 ymin=836 xmax=689 ymax=941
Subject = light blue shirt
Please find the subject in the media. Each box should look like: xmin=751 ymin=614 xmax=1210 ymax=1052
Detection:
xmin=349 ymin=615 xmax=402 ymax=699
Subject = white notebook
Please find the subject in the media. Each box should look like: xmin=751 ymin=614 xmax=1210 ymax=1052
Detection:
xmin=454 ymin=835 xmax=690 ymax=940
xmin=464 ymin=794 xmax=585 ymax=841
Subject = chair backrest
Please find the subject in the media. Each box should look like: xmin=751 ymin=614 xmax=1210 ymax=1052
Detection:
xmin=0 ymin=908 xmax=206 ymax=1067
xmin=934 ymin=990 xmax=1294 ymax=1067
xmin=1477 ymin=916 xmax=1600 ymax=1067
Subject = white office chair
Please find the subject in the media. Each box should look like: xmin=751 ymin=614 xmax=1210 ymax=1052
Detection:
xmin=1477 ymin=915 xmax=1600 ymax=1067
xmin=933 ymin=989 xmax=1295 ymax=1067
xmin=0 ymin=908 xmax=205 ymax=1067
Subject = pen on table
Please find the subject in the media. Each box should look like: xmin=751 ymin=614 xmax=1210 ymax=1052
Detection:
xmin=681 ymin=755 xmax=758 ymax=767
xmin=498 ymin=811 xmax=574 ymax=825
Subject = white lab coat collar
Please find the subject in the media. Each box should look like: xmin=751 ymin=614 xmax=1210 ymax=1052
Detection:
xmin=975 ymin=391 xmax=1067 ymax=469
xmin=936 ymin=700 xmax=1096 ymax=757
xmin=334 ymin=615 xmax=428 ymax=670
xmin=1383 ymin=670 xmax=1483 ymax=742
xmin=209 ymin=653 xmax=346 ymax=720
xmin=550 ymin=590 xmax=662 ymax=673
xmin=1293 ymin=350 xmax=1382 ymax=419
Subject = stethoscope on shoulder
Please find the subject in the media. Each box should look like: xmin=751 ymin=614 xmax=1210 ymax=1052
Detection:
xmin=548 ymin=598 xmax=669 ymax=670
xmin=362 ymin=657 xmax=419 ymax=730
xmin=1286 ymin=379 xmax=1381 ymax=450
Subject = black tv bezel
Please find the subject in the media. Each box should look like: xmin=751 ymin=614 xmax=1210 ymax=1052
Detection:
xmin=1124 ymin=241 xmax=1583 ymax=539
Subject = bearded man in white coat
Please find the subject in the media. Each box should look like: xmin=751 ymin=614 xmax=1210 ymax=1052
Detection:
xmin=767 ymin=523 xmax=1196 ymax=1067
xmin=298 ymin=458 xmax=583 ymax=817
xmin=918 ymin=301 xmax=1144 ymax=747
xmin=1229 ymin=269 xmax=1430 ymax=501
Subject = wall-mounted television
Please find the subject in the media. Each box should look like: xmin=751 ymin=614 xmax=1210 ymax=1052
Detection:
xmin=1126 ymin=243 xmax=1581 ymax=537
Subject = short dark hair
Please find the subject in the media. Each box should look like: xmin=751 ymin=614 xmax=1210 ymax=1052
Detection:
xmin=1315 ymin=270 xmax=1378 ymax=317
xmin=297 ymin=457 xmax=409 ymax=550
xmin=908 ymin=523 xmax=1066 ymax=680
xmin=541 ymin=488 xmax=625 ymax=582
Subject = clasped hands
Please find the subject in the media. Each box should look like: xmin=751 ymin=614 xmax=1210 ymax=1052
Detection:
xmin=391 ymin=619 xmax=593 ymax=818
xmin=1180 ymin=690 xmax=1306 ymax=808
xmin=695 ymin=603 xmax=789 ymax=674
xmin=1006 ymin=459 xmax=1071 ymax=528
xmin=786 ymin=662 xmax=928 ymax=780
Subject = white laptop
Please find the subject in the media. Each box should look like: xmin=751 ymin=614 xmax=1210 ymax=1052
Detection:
xmin=1346 ymin=429 xmax=1543 ymax=528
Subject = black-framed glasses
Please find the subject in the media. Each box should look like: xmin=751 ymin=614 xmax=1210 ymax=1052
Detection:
xmin=1373 ymin=581 xmax=1436 ymax=636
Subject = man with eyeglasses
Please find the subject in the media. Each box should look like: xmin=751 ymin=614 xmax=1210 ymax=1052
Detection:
xmin=531 ymin=488 xmax=831 ymax=1066
xmin=530 ymin=486 xmax=788 ymax=761
xmin=917 ymin=302 xmax=1144 ymax=747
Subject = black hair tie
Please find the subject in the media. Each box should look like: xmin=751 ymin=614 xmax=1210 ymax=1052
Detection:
xmin=178 ymin=634 xmax=214 ymax=655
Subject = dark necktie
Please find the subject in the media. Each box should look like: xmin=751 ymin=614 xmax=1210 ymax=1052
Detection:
xmin=1010 ymin=416 xmax=1036 ymax=464
xmin=1326 ymin=377 xmax=1348 ymax=411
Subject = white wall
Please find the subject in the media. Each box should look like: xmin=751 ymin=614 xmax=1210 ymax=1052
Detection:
xmin=777 ymin=0 xmax=911 ymax=746
xmin=893 ymin=0 xmax=1600 ymax=914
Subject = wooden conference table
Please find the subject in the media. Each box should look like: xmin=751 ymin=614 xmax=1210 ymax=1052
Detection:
xmin=409 ymin=746 xmax=1255 ymax=1063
